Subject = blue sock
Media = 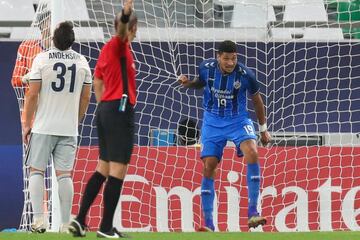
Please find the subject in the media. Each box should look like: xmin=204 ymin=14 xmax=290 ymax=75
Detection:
xmin=247 ymin=162 xmax=260 ymax=217
xmin=201 ymin=177 xmax=215 ymax=230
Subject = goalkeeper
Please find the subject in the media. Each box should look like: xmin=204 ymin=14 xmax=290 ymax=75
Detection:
xmin=69 ymin=0 xmax=138 ymax=238
xmin=11 ymin=3 xmax=51 ymax=127
xmin=178 ymin=40 xmax=271 ymax=231
xmin=12 ymin=3 xmax=51 ymax=88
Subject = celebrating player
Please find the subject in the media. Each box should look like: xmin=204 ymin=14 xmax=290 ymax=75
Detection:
xmin=178 ymin=40 xmax=271 ymax=231
xmin=23 ymin=21 xmax=92 ymax=233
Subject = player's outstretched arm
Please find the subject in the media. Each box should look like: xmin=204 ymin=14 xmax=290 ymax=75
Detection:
xmin=252 ymin=92 xmax=271 ymax=146
xmin=177 ymin=75 xmax=204 ymax=89
xmin=117 ymin=0 xmax=133 ymax=40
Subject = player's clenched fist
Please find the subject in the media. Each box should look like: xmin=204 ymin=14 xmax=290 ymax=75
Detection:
xmin=177 ymin=75 xmax=190 ymax=87
xmin=260 ymin=130 xmax=271 ymax=147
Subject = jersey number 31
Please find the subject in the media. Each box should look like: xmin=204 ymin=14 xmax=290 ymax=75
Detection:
xmin=52 ymin=62 xmax=76 ymax=92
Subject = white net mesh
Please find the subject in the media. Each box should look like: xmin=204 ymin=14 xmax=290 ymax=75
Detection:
xmin=15 ymin=0 xmax=360 ymax=232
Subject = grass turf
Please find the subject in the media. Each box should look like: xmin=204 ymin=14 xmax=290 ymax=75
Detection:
xmin=1 ymin=231 xmax=360 ymax=240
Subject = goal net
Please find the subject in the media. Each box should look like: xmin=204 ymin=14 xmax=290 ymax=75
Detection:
xmin=15 ymin=0 xmax=360 ymax=232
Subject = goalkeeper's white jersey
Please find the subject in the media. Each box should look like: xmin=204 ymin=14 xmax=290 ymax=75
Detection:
xmin=29 ymin=48 xmax=92 ymax=136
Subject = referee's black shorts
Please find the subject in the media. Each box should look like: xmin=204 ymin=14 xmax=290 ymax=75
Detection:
xmin=96 ymin=100 xmax=135 ymax=164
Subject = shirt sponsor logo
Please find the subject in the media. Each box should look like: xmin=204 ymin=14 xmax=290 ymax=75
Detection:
xmin=211 ymin=87 xmax=234 ymax=99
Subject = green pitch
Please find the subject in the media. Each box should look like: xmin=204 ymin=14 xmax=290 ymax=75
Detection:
xmin=1 ymin=231 xmax=360 ymax=240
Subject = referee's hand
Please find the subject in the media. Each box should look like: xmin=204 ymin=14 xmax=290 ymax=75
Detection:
xmin=123 ymin=0 xmax=133 ymax=15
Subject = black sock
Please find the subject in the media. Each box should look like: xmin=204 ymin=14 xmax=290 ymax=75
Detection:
xmin=76 ymin=171 xmax=106 ymax=225
xmin=99 ymin=176 xmax=123 ymax=232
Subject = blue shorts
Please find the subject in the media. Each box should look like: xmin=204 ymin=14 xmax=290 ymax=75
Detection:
xmin=200 ymin=112 xmax=257 ymax=160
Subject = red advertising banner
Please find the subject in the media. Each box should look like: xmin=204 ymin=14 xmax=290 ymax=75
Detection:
xmin=72 ymin=146 xmax=360 ymax=232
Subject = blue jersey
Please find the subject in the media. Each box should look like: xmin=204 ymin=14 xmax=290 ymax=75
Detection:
xmin=198 ymin=59 xmax=260 ymax=118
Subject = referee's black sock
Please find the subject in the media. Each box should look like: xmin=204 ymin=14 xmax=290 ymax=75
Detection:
xmin=77 ymin=171 xmax=106 ymax=225
xmin=100 ymin=176 xmax=123 ymax=233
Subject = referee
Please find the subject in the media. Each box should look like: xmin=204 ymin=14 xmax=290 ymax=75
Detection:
xmin=69 ymin=0 xmax=138 ymax=238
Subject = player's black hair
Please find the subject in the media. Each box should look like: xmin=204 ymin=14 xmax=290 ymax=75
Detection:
xmin=53 ymin=21 xmax=75 ymax=50
xmin=218 ymin=40 xmax=237 ymax=54
xmin=114 ymin=12 xmax=138 ymax=32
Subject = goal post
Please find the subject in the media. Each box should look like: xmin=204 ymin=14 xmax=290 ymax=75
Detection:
xmin=14 ymin=0 xmax=360 ymax=232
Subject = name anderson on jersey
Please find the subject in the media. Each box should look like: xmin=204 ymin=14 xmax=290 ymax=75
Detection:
xmin=49 ymin=52 xmax=80 ymax=60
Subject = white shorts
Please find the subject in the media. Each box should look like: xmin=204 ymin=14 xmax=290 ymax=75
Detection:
xmin=25 ymin=133 xmax=77 ymax=171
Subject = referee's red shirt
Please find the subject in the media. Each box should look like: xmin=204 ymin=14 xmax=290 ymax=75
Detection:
xmin=94 ymin=36 xmax=136 ymax=105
